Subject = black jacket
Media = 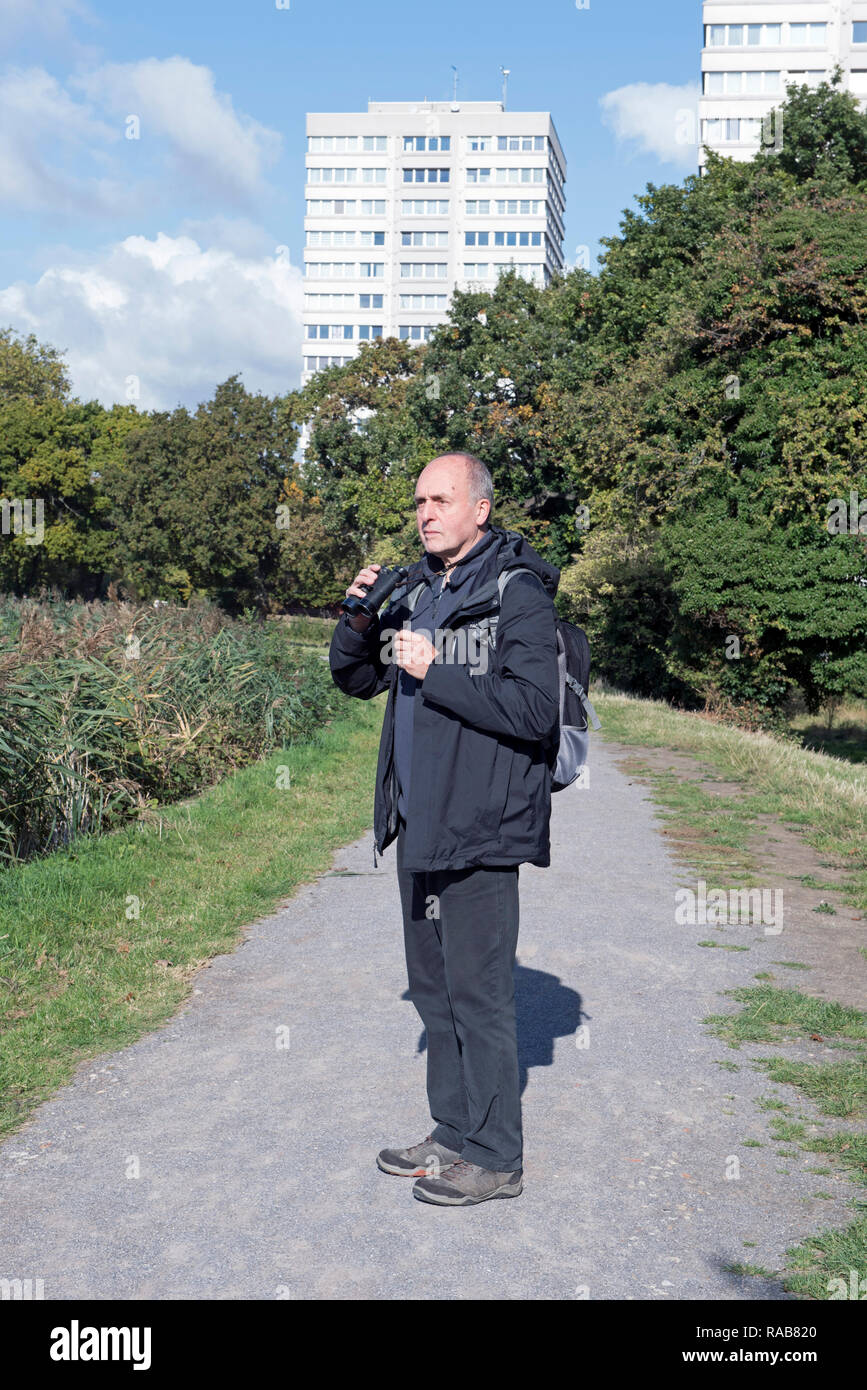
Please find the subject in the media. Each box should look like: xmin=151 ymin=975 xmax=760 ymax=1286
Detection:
xmin=328 ymin=525 xmax=561 ymax=872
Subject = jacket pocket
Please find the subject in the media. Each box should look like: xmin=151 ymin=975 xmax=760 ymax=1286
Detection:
xmin=478 ymin=736 xmax=513 ymax=838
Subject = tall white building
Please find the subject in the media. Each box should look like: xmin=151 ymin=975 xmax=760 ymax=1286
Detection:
xmin=301 ymin=100 xmax=566 ymax=385
xmin=699 ymin=1 xmax=867 ymax=170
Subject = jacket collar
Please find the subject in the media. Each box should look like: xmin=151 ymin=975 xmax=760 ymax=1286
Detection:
xmin=398 ymin=523 xmax=561 ymax=620
xmin=421 ymin=527 xmax=498 ymax=593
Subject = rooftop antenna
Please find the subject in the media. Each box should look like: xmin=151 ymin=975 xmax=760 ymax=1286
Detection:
xmin=500 ymin=66 xmax=510 ymax=110
xmin=451 ymin=64 xmax=459 ymax=109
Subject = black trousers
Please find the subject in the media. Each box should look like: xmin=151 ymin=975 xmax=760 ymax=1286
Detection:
xmin=395 ymin=815 xmax=522 ymax=1172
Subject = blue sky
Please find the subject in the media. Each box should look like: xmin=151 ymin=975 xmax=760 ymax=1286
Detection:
xmin=0 ymin=0 xmax=701 ymax=411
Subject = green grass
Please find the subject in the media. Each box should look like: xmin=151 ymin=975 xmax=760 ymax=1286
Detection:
xmin=595 ymin=691 xmax=867 ymax=917
xmin=0 ymin=693 xmax=384 ymax=1139
xmin=790 ymin=697 xmax=867 ymax=767
xmin=782 ymin=1217 xmax=867 ymax=1300
xmin=755 ymin=1059 xmax=867 ymax=1119
xmin=704 ymin=984 xmax=867 ymax=1049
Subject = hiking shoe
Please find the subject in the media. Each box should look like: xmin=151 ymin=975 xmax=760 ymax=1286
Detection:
xmin=412 ymin=1158 xmax=524 ymax=1206
xmin=376 ymin=1133 xmax=463 ymax=1177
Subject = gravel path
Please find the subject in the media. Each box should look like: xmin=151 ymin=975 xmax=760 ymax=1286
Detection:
xmin=0 ymin=739 xmax=850 ymax=1300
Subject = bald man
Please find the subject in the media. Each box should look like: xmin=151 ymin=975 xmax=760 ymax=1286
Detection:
xmin=330 ymin=452 xmax=561 ymax=1206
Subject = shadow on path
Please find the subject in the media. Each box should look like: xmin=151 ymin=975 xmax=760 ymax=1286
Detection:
xmin=405 ymin=962 xmax=586 ymax=1095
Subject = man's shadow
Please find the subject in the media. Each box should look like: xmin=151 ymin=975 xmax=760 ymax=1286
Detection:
xmin=402 ymin=964 xmax=585 ymax=1095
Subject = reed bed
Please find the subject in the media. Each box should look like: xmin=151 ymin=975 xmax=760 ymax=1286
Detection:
xmin=0 ymin=594 xmax=346 ymax=865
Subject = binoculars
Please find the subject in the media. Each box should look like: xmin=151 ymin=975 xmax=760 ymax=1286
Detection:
xmin=341 ymin=564 xmax=410 ymax=621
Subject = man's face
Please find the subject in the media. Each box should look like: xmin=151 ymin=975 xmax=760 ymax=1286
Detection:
xmin=414 ymin=458 xmax=489 ymax=556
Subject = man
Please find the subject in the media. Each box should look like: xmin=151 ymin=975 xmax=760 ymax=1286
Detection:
xmin=328 ymin=452 xmax=561 ymax=1207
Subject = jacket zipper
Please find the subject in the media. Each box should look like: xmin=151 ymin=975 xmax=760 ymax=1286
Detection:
xmin=370 ymin=567 xmax=509 ymax=867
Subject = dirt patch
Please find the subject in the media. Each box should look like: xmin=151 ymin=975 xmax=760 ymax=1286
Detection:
xmin=606 ymin=741 xmax=867 ymax=1013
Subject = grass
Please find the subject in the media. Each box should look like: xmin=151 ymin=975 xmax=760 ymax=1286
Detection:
xmin=595 ymin=689 xmax=867 ymax=1299
xmin=789 ymin=697 xmax=867 ymax=767
xmin=703 ymin=984 xmax=867 ymax=1049
xmin=595 ymin=691 xmax=867 ymax=916
xmin=783 ymin=1218 xmax=867 ymax=1299
xmin=755 ymin=1059 xmax=867 ymax=1120
xmin=0 ymin=596 xmax=347 ymax=866
xmin=276 ymin=614 xmax=338 ymax=647
xmin=0 ymin=692 xmax=383 ymax=1139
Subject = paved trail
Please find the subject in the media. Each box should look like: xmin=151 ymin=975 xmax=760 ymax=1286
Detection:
xmin=0 ymin=741 xmax=848 ymax=1300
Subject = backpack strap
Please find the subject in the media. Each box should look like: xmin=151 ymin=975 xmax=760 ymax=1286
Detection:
xmin=484 ymin=567 xmax=537 ymax=649
xmin=406 ymin=566 xmax=534 ymax=632
xmin=567 ymin=676 xmax=602 ymax=730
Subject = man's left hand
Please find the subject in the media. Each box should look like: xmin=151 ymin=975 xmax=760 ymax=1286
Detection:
xmin=393 ymin=629 xmax=438 ymax=680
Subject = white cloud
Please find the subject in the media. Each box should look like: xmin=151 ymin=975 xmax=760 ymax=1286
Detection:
xmin=0 ymin=231 xmax=304 ymax=410
xmin=0 ymin=57 xmax=282 ymax=215
xmin=599 ymin=81 xmax=701 ymax=167
xmin=0 ymin=0 xmax=98 ymax=56
xmin=0 ymin=66 xmax=130 ymax=214
xmin=73 ymin=57 xmax=282 ymax=202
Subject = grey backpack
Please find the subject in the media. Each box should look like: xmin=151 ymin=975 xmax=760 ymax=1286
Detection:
xmin=405 ymin=566 xmax=600 ymax=791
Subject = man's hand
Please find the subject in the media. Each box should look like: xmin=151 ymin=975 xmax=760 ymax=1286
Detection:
xmin=393 ymin=628 xmax=438 ymax=680
xmin=342 ymin=562 xmax=383 ymax=631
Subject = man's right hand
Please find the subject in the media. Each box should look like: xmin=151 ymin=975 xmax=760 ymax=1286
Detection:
xmin=343 ymin=563 xmax=382 ymax=631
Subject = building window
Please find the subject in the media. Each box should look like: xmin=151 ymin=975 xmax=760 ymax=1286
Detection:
xmin=463 ymin=263 xmax=491 ymax=278
xmin=850 ymin=69 xmax=867 ymax=93
xmin=702 ymin=118 xmax=750 ymax=143
xmin=304 ymin=262 xmax=356 ymax=278
xmin=303 ymin=355 xmax=352 ymax=370
xmin=305 ymin=324 xmax=354 ymax=340
xmin=306 ymin=199 xmax=358 ymax=215
xmin=789 ymin=22 xmax=826 ymax=46
xmin=704 ymin=70 xmax=781 ymax=94
xmin=304 ymin=293 xmax=353 ymax=308
xmin=399 ymin=262 xmax=448 ymax=278
xmin=359 ymin=262 xmax=384 ymax=278
xmin=307 ymin=167 xmax=386 ymax=184
xmin=466 ymin=167 xmax=491 ymax=183
xmin=464 ymin=231 xmax=490 ymax=245
xmin=401 ymin=230 xmax=448 ymax=247
xmin=359 ymin=293 xmax=384 ymax=308
xmin=403 ymin=167 xmax=450 ymax=182
xmin=494 ymin=199 xmax=542 ymax=214
xmin=360 ymin=200 xmax=386 ymax=214
xmin=854 ymin=22 xmax=867 ymax=43
xmin=398 ymin=325 xmax=434 ymax=341
xmin=496 ymin=135 xmax=545 ymax=151
xmin=401 ymin=198 xmax=449 ymax=214
xmin=305 ymin=230 xmax=386 ymax=248
xmin=358 ymin=325 xmax=384 ymax=339
xmin=492 ymin=230 xmax=542 ymax=246
xmin=402 ymin=135 xmax=451 ymax=151
xmin=362 ymin=135 xmax=387 ymax=151
xmin=307 ymin=136 xmax=358 ymax=152
xmin=494 ymin=167 xmax=545 ymax=183
xmin=786 ymin=70 xmax=827 ymax=88
xmin=467 ymin=136 xmax=491 ymax=150
xmin=399 ymin=294 xmax=447 ymax=309
xmin=706 ymin=22 xmax=780 ymax=46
